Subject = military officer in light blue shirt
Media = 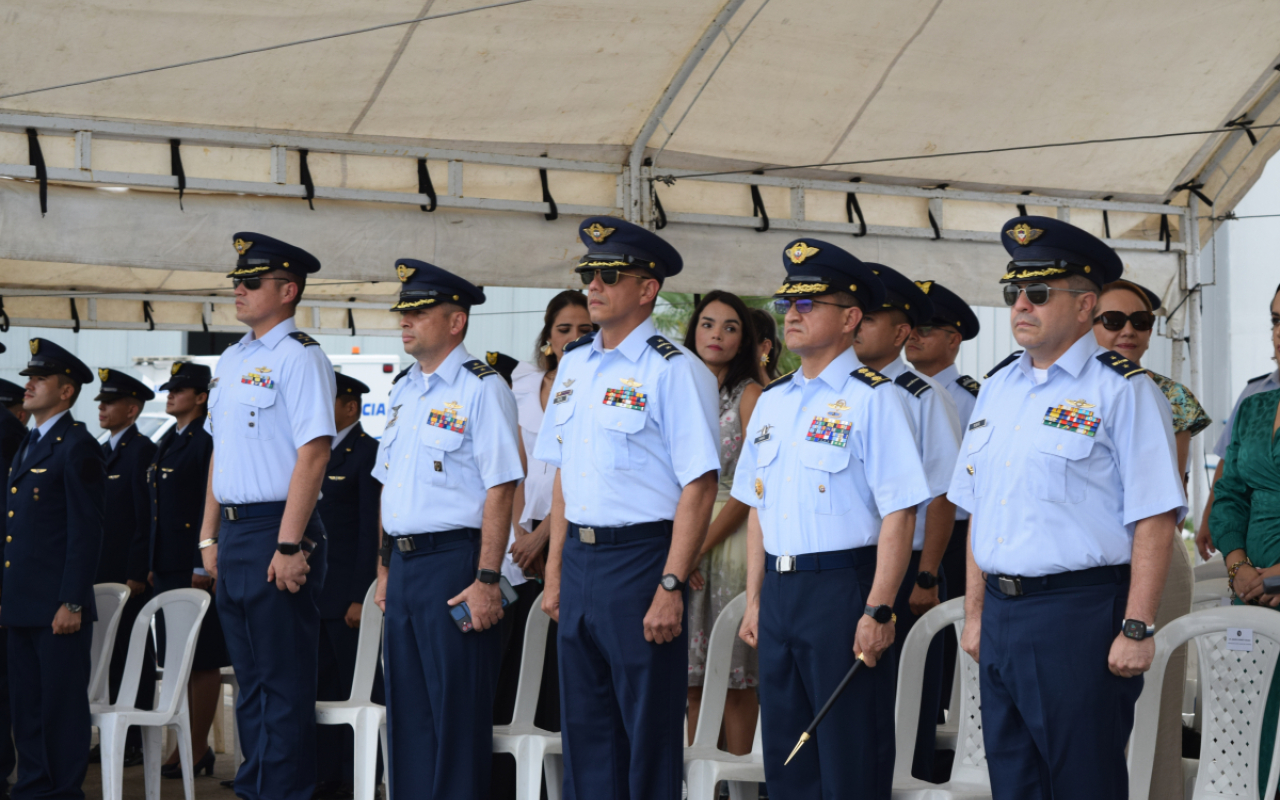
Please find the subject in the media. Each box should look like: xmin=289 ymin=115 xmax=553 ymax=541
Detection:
xmin=372 ymin=259 xmax=522 ymax=800
xmin=199 ymin=233 xmax=337 ymax=800
xmin=947 ymin=216 xmax=1186 ymax=800
xmin=734 ymin=240 xmax=931 ymax=800
xmin=535 ymin=216 xmax=720 ymax=800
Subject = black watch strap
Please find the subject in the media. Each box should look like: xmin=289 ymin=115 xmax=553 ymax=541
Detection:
xmin=916 ymin=570 xmax=938 ymax=589
xmin=864 ymin=604 xmax=895 ymax=624
xmin=476 ymin=568 xmax=501 ymax=585
xmin=379 ymin=538 xmax=393 ymax=568
xmin=277 ymin=541 xmax=302 ymax=556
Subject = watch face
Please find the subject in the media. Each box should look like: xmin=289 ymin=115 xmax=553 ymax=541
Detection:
xmin=662 ymin=575 xmax=679 ymax=591
xmin=1123 ymin=619 xmax=1147 ymax=640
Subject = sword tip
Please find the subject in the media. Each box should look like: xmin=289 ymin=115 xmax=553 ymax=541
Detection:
xmin=784 ymin=732 xmax=810 ymax=765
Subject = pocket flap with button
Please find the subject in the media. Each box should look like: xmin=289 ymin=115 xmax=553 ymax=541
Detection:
xmin=596 ymin=402 xmax=647 ymax=434
xmin=756 ymin=438 xmax=780 ymax=468
xmin=554 ymin=394 xmax=577 ymax=425
xmin=1036 ymin=433 xmax=1094 ymax=461
xmin=421 ymin=424 xmax=465 ymax=453
xmin=240 ymin=391 xmax=277 ymax=409
xmin=798 ymin=442 xmax=852 ymax=474
xmin=965 ymin=425 xmax=993 ymax=454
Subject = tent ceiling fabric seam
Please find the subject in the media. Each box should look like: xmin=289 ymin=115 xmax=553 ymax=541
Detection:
xmin=348 ymin=0 xmax=437 ymax=135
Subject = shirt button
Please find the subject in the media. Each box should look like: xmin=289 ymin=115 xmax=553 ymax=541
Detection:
xmin=397 ymin=483 xmax=402 ymax=488
xmin=584 ymin=438 xmax=589 ymax=443
xmin=783 ymin=514 xmax=788 ymax=520
xmin=7 ymin=511 xmax=12 ymax=518
xmin=393 ymin=513 xmax=398 ymax=518
xmin=785 ymin=477 xmax=791 ymax=482
xmin=1001 ymin=499 xmax=1007 ymax=505
xmin=581 ymin=506 xmax=586 ymax=511
xmin=1006 ymin=461 xmax=1011 ymax=467
xmin=1015 ymin=425 xmax=1021 ymax=431
xmin=581 ymin=472 xmax=586 ymax=477
xmin=998 ymin=537 xmax=1004 ymax=543
xmin=1056 ymin=444 xmax=1063 ymax=451
xmin=249 ymin=423 xmax=255 ymax=427
xmin=1030 ymin=393 xmax=1036 ymax=399
xmin=818 ymin=460 xmax=824 ymax=466
xmin=818 ymin=485 xmax=826 ymax=493
xmin=249 ymin=411 xmax=255 ymax=416
xmin=435 ymin=439 xmax=440 ymax=445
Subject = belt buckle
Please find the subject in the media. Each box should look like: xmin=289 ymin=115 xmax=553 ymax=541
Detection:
xmin=396 ymin=537 xmax=417 ymax=553
xmin=579 ymin=527 xmax=596 ymax=545
xmin=776 ymin=555 xmax=797 ymax=573
xmin=998 ymin=576 xmax=1023 ymax=597
xmin=222 ymin=506 xmax=239 ymax=522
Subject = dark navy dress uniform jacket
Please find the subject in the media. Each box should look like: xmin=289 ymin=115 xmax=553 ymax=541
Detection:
xmin=314 ymin=422 xmax=380 ymax=619
xmin=97 ymin=425 xmax=156 ymax=585
xmin=149 ymin=416 xmax=213 ymax=573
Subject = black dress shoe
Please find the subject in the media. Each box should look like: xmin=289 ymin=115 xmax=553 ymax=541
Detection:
xmin=221 ymin=779 xmax=235 ymax=790
xmin=162 ymin=747 xmax=215 ymax=779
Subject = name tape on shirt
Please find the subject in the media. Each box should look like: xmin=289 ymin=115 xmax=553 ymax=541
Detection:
xmin=806 ymin=416 xmax=851 ymax=448
xmin=553 ymin=389 xmax=573 ymax=405
xmin=1043 ymin=399 xmax=1100 ymax=437
xmin=603 ymin=386 xmax=647 ymax=411
xmin=968 ymin=418 xmax=986 ymax=431
xmin=241 ymin=372 xmax=275 ymax=389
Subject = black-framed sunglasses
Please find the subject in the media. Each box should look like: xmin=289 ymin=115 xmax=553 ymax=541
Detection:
xmin=1002 ymin=283 xmax=1090 ymax=307
xmin=232 ymin=276 xmax=292 ymax=291
xmin=772 ymin=298 xmax=854 ymax=315
xmin=576 ymin=268 xmax=650 ymax=286
xmin=1094 ymin=310 xmax=1156 ymax=332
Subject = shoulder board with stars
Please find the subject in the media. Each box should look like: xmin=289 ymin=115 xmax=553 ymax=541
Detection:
xmin=463 ymin=359 xmax=500 ymax=379
xmin=762 ymin=371 xmax=794 ymax=393
xmin=392 ymin=366 xmax=411 ymax=385
xmin=894 ymin=371 xmax=932 ymax=398
xmin=957 ymin=375 xmax=981 ymax=397
xmin=851 ymin=366 xmax=891 ymax=388
xmin=1097 ymin=351 xmax=1146 ymax=379
xmin=1248 ymin=372 xmax=1272 ymax=385
xmin=563 ymin=332 xmax=595 ymax=354
xmin=288 ymin=331 xmax=320 ymax=347
xmin=984 ymin=350 xmax=1024 ymax=379
xmin=646 ymin=335 xmax=683 ymax=360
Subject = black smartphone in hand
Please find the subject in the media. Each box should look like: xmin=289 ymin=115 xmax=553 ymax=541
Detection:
xmin=1262 ymin=575 xmax=1280 ymax=595
xmin=450 ymin=576 xmax=518 ymax=632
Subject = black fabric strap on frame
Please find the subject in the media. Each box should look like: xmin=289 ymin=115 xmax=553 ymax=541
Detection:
xmin=26 ymin=128 xmax=47 ymax=216
xmin=169 ymin=139 xmax=186 ymax=210
xmin=845 ymin=178 xmax=867 ymax=237
xmin=1102 ymin=196 xmax=1113 ymax=238
xmin=143 ymin=300 xmax=156 ymax=331
xmin=69 ymin=297 xmax=80 ymax=333
xmin=652 ymin=186 xmax=667 ymax=230
xmin=1017 ymin=190 xmax=1032 ymax=217
xmin=1227 ymin=113 xmax=1259 ymax=146
xmin=927 ymin=184 xmax=947 ymax=240
xmin=0 ymin=297 xmax=9 ymax=333
xmin=200 ymin=302 xmax=209 ymax=333
xmin=348 ymin=298 xmax=356 ymax=336
xmin=417 ymin=158 xmax=437 ymax=212
xmin=750 ymin=171 xmax=769 ymax=232
xmin=539 ymin=160 xmax=558 ymax=221
xmin=299 ymin=149 xmax=316 ymax=210
xmin=1159 ymin=201 xmax=1172 ymax=252
xmin=1173 ymin=180 xmax=1213 ymax=207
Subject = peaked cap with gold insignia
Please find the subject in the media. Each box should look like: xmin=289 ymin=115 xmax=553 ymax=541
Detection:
xmin=94 ymin=368 xmax=156 ymax=403
xmin=335 ymin=371 xmax=371 ymax=398
xmin=484 ymin=351 xmax=520 ymax=386
xmin=1000 ymin=215 xmax=1122 ymax=287
xmin=0 ymin=379 xmax=23 ymax=407
xmin=864 ymin=263 xmax=933 ymax=327
xmin=19 ymin=339 xmax=93 ymax=384
xmin=390 ymin=258 xmax=485 ymax=312
xmin=576 ymin=215 xmax=683 ymax=281
xmin=774 ymin=238 xmax=885 ymax=311
xmin=160 ymin=361 xmax=212 ymax=393
xmin=914 ymin=279 xmax=980 ymax=340
xmin=227 ymin=232 xmax=321 ymax=279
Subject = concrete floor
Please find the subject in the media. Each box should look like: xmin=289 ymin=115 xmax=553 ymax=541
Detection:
xmin=81 ymin=752 xmax=239 ymax=800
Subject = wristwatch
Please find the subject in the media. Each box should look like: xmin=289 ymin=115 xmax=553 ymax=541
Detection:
xmin=476 ymin=568 xmax=501 ymax=585
xmin=64 ymin=603 xmax=82 ymax=614
xmin=915 ymin=571 xmax=939 ymax=589
xmin=660 ymin=574 xmax=684 ymax=592
xmin=864 ymin=604 xmax=895 ymax=624
xmin=1122 ymin=618 xmax=1155 ymax=641
xmin=276 ymin=542 xmax=302 ymax=556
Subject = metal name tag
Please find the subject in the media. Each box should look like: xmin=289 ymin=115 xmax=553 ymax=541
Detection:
xmin=776 ymin=555 xmax=797 ymax=573
xmin=579 ymin=527 xmax=596 ymax=544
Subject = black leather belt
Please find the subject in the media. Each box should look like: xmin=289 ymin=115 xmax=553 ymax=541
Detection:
xmin=986 ymin=564 xmax=1131 ymax=597
xmin=568 ymin=520 xmax=671 ymax=545
xmin=766 ymin=546 xmax=877 ymax=573
xmin=221 ymin=501 xmax=287 ymax=521
xmin=392 ymin=528 xmax=479 ymax=553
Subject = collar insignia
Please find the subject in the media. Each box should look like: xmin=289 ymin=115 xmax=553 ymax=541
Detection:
xmin=787 ymin=242 xmax=820 ymax=264
xmin=1006 ymin=223 xmax=1044 ymax=246
xmin=98 ymin=368 xmax=110 ymax=382
xmin=396 ymin=264 xmax=417 ymax=283
xmin=585 ymin=222 xmax=615 ymax=243
xmin=233 ymin=238 xmax=253 ymax=256
xmin=620 ymin=378 xmax=642 ymax=389
xmin=29 ymin=340 xmax=38 ymax=355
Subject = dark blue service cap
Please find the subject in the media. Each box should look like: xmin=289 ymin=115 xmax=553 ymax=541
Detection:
xmin=0 ymin=378 xmax=23 ymax=406
xmin=0 ymin=342 xmax=6 ymax=354
xmin=94 ymin=368 xmax=155 ymax=403
xmin=391 ymin=259 xmax=486 ymax=311
xmin=485 ymin=351 xmax=520 ymax=386
xmin=160 ymin=361 xmax=212 ymax=393
xmin=576 ymin=216 xmax=683 ymax=281
xmin=774 ymin=239 xmax=886 ymax=312
xmin=1000 ymin=216 xmax=1123 ymax=287
xmin=19 ymin=339 xmax=92 ymax=384
xmin=915 ymin=280 xmax=980 ymax=340
xmin=228 ymin=232 xmax=321 ymax=279
xmin=335 ymin=371 xmax=371 ymax=397
xmin=864 ymin=263 xmax=934 ymax=328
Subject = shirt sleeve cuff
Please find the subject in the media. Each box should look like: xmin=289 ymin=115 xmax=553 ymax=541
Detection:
xmin=674 ymin=458 xmax=721 ymax=488
xmin=876 ymin=490 xmax=934 ymax=518
xmin=483 ymin=469 xmax=526 ymax=491
xmin=730 ymin=482 xmax=759 ymax=508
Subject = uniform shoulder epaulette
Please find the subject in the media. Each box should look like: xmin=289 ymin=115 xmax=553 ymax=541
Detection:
xmin=646 ymin=335 xmax=683 ymax=360
xmin=1097 ymin=351 xmax=1146 ymax=379
xmin=462 ymin=359 xmax=500 ymax=379
xmin=563 ymin=332 xmax=595 ymax=354
xmin=288 ymin=331 xmax=320 ymax=347
xmin=894 ymin=371 xmax=932 ymax=398
xmin=1248 ymin=372 xmax=1272 ymax=385
xmin=392 ymin=366 xmax=411 ymax=385
xmin=762 ymin=371 xmax=794 ymax=392
xmin=957 ymin=375 xmax=981 ymax=397
xmin=984 ymin=350 xmax=1024 ymax=379
xmin=851 ymin=366 xmax=891 ymax=388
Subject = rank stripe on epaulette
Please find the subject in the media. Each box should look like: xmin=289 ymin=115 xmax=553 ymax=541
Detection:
xmin=851 ymin=366 xmax=890 ymax=388
xmin=984 ymin=350 xmax=1023 ymax=379
xmin=462 ymin=359 xmax=499 ymax=379
xmin=1097 ymin=351 xmax=1146 ymax=379
xmin=646 ymin=335 xmax=683 ymax=360
xmin=563 ymin=332 xmax=595 ymax=354
xmin=288 ymin=331 xmax=320 ymax=347
xmin=762 ymin=372 xmax=794 ymax=392
xmin=957 ymin=375 xmax=981 ymax=397
xmin=894 ymin=371 xmax=931 ymax=397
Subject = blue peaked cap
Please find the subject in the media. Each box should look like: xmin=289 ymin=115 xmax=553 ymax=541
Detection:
xmin=576 ymin=216 xmax=683 ymax=280
xmin=1000 ymin=216 xmax=1123 ymax=287
xmin=775 ymin=239 xmax=886 ymax=311
xmin=390 ymin=259 xmax=486 ymax=311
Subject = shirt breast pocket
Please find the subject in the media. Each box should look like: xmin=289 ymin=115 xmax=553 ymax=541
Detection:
xmin=421 ymin=425 xmax=465 ymax=487
xmin=1034 ymin=433 xmax=1094 ymax=504
xmin=798 ymin=441 xmax=852 ymax=515
xmin=754 ymin=438 xmax=780 ymax=508
xmin=595 ymin=402 xmax=648 ymax=471
xmin=963 ymin=425 xmax=994 ymax=498
xmin=237 ymin=391 xmax=277 ymax=440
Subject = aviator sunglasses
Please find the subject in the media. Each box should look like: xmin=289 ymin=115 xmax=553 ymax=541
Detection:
xmin=576 ymin=268 xmax=651 ymax=286
xmin=1094 ymin=310 xmax=1156 ymax=332
xmin=232 ymin=276 xmax=292 ymax=291
xmin=1002 ymin=283 xmax=1090 ymax=307
xmin=772 ymin=298 xmax=854 ymax=314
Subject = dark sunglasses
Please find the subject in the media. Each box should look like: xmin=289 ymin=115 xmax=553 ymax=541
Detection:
xmin=1094 ymin=310 xmax=1155 ymax=332
xmin=1002 ymin=283 xmax=1090 ymax=307
xmin=772 ymin=298 xmax=854 ymax=315
xmin=576 ymin=268 xmax=650 ymax=286
xmin=232 ymin=276 xmax=292 ymax=291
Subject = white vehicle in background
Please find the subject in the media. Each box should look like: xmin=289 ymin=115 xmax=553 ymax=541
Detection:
xmin=98 ymin=352 xmax=409 ymax=444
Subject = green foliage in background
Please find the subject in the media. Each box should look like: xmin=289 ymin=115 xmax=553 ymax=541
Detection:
xmin=654 ymin=292 xmax=800 ymax=377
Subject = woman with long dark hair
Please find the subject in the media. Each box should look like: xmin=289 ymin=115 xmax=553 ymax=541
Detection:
xmin=682 ymin=290 xmax=762 ymax=756
xmin=750 ymin=306 xmax=782 ymax=383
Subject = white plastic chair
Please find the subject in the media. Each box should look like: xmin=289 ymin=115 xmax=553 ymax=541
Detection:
xmin=1192 ymin=578 xmax=1231 ymax=610
xmin=935 ymin=662 xmax=962 ymax=751
xmin=315 ymin=580 xmax=386 ymax=800
xmin=1129 ymin=606 xmax=1280 ymax=800
xmin=492 ymin=591 xmax=563 ymax=800
xmin=683 ymin=592 xmax=763 ymax=800
xmin=88 ymin=583 xmax=130 ymax=705
xmin=1194 ymin=558 xmax=1227 ymax=582
xmin=92 ymin=588 xmax=210 ymax=800
xmin=1183 ymin=578 xmax=1234 ymax=729
xmin=892 ymin=597 xmax=991 ymax=799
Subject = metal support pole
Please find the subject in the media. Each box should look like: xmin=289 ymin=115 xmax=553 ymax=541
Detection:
xmin=1185 ymin=198 xmax=1205 ymax=541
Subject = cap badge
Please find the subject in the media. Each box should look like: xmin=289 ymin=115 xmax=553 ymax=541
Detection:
xmin=1006 ymin=223 xmax=1044 ymax=246
xmin=396 ymin=264 xmax=417 ymax=283
xmin=585 ymin=222 xmax=615 ymax=243
xmin=98 ymin=369 xmax=110 ymax=382
xmin=233 ymin=238 xmax=253 ymax=256
xmin=170 ymin=362 xmax=182 ymax=376
xmin=486 ymin=352 xmax=498 ymax=366
xmin=787 ymin=242 xmax=820 ymax=264
xmin=28 ymin=340 xmax=38 ymax=355
xmin=916 ymin=280 xmax=933 ymax=294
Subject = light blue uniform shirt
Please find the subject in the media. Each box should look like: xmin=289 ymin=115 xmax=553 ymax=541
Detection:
xmin=206 ymin=317 xmax=337 ymax=504
xmin=881 ymin=358 xmax=961 ymax=550
xmin=946 ymin=330 xmax=1187 ymax=577
xmin=533 ymin=317 xmax=719 ymax=527
xmin=934 ymin=362 xmax=979 ymax=521
xmin=1213 ymin=369 xmax=1280 ymax=458
xmin=374 ymin=345 xmax=522 ymax=535
xmin=730 ymin=349 xmax=932 ymax=555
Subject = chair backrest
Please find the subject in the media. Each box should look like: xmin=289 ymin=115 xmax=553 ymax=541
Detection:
xmin=692 ymin=592 xmax=749 ymax=749
xmin=115 ymin=589 xmax=210 ymax=718
xmin=347 ymin=580 xmax=385 ymax=703
xmin=509 ymin=591 xmax=552 ymax=727
xmin=1192 ymin=578 xmax=1231 ymax=611
xmin=88 ymin=583 xmax=130 ymax=704
xmin=893 ymin=597 xmax=989 ymax=786
xmin=1129 ymin=606 xmax=1280 ymax=800
xmin=1194 ymin=557 xmax=1227 ymax=583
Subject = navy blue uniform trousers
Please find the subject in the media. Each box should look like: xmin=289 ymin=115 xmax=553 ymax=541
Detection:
xmin=384 ymin=533 xmax=498 ymax=800
xmin=980 ymin=578 xmax=1141 ymax=800
xmin=8 ymin=624 xmax=92 ymax=800
xmin=891 ymin=549 xmax=947 ymax=781
xmin=0 ymin=629 xmax=16 ymax=783
xmin=558 ymin=531 xmax=685 ymax=800
xmin=216 ymin=507 xmax=327 ymax=800
xmin=759 ymin=547 xmax=896 ymax=800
